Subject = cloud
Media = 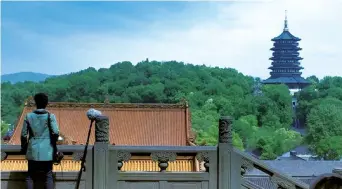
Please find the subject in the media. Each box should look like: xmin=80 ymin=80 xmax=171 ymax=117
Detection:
xmin=2 ymin=0 xmax=342 ymax=79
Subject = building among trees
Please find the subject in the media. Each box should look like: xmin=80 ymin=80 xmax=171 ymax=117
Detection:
xmin=262 ymin=11 xmax=310 ymax=95
xmin=263 ymin=11 xmax=311 ymax=128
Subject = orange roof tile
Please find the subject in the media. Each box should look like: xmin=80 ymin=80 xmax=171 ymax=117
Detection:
xmin=9 ymin=99 xmax=194 ymax=146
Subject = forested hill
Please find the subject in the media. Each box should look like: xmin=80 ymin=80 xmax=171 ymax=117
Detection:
xmin=1 ymin=72 xmax=54 ymax=84
xmin=1 ymin=60 xmax=342 ymax=160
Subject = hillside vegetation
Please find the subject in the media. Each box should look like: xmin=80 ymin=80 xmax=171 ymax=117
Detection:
xmin=1 ymin=60 xmax=342 ymax=160
xmin=1 ymin=72 xmax=54 ymax=84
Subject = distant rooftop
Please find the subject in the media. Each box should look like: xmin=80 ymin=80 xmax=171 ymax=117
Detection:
xmin=247 ymin=160 xmax=342 ymax=177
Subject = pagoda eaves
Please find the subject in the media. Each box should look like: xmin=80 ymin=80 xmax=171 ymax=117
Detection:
xmin=262 ymin=10 xmax=310 ymax=90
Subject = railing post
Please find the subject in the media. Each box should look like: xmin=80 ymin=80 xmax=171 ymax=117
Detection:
xmin=218 ymin=116 xmax=242 ymax=189
xmin=85 ymin=146 xmax=94 ymax=189
xmin=93 ymin=115 xmax=110 ymax=189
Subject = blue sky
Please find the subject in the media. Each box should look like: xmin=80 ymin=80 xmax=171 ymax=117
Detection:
xmin=2 ymin=0 xmax=342 ymax=79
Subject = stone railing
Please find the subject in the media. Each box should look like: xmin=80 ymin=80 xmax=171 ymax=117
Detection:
xmin=1 ymin=145 xmax=88 ymax=171
xmin=0 ymin=116 xmax=310 ymax=189
xmin=236 ymin=149 xmax=309 ymax=189
xmin=1 ymin=145 xmax=92 ymax=189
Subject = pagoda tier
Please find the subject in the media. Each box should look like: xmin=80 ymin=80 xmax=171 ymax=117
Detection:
xmin=263 ymin=11 xmax=310 ymax=89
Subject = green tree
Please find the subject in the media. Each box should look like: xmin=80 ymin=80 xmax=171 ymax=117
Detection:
xmin=1 ymin=121 xmax=10 ymax=137
xmin=306 ymin=99 xmax=342 ymax=145
xmin=314 ymin=136 xmax=342 ymax=160
xmin=1 ymin=60 xmax=316 ymax=159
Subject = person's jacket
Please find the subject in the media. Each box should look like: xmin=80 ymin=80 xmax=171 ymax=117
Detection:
xmin=20 ymin=109 xmax=59 ymax=161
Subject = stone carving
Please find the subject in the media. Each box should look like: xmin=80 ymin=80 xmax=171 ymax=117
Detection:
xmin=72 ymin=152 xmax=84 ymax=161
xmin=96 ymin=147 xmax=106 ymax=153
xmin=196 ymin=152 xmax=210 ymax=172
xmin=117 ymin=151 xmax=132 ymax=170
xmin=241 ymin=158 xmax=254 ymax=175
xmin=151 ymin=152 xmax=177 ymax=162
xmin=95 ymin=116 xmax=109 ymax=143
xmin=1 ymin=151 xmax=7 ymax=161
xmin=151 ymin=152 xmax=177 ymax=172
xmin=270 ymin=175 xmax=296 ymax=189
xmin=333 ymin=168 xmax=342 ymax=176
xmin=219 ymin=116 xmax=233 ymax=144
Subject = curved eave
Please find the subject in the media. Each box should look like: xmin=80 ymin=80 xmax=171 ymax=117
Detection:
xmin=270 ymin=47 xmax=302 ymax=51
xmin=262 ymin=77 xmax=311 ymax=85
xmin=271 ymin=38 xmax=301 ymax=42
xmin=268 ymin=66 xmax=304 ymax=69
xmin=271 ymin=31 xmax=301 ymax=41
xmin=269 ymin=57 xmax=303 ymax=60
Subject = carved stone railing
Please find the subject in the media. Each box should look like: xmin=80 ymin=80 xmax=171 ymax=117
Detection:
xmin=110 ymin=145 xmax=216 ymax=172
xmin=0 ymin=145 xmax=92 ymax=171
xmin=1 ymin=145 xmax=93 ymax=189
xmin=1 ymin=145 xmax=88 ymax=160
xmin=1 ymin=115 xmax=311 ymax=189
xmin=236 ymin=149 xmax=309 ymax=189
xmin=103 ymin=145 xmax=218 ymax=189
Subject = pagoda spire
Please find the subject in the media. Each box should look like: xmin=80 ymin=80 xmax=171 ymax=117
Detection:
xmin=284 ymin=10 xmax=288 ymax=31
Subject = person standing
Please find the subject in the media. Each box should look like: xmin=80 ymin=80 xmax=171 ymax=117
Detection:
xmin=21 ymin=93 xmax=60 ymax=189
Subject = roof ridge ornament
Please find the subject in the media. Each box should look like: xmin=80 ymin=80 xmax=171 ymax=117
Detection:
xmin=179 ymin=97 xmax=188 ymax=107
xmin=284 ymin=10 xmax=289 ymax=31
xmin=104 ymin=95 xmax=110 ymax=104
xmin=25 ymin=96 xmax=35 ymax=107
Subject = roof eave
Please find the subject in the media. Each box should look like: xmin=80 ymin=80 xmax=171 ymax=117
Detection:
xmin=8 ymin=104 xmax=30 ymax=144
xmin=25 ymin=101 xmax=188 ymax=110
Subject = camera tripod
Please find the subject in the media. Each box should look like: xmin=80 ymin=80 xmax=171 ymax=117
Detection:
xmin=75 ymin=120 xmax=94 ymax=189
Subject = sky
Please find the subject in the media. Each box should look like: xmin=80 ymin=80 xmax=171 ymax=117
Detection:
xmin=1 ymin=0 xmax=342 ymax=79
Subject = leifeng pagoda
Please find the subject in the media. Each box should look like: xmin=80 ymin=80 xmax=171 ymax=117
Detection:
xmin=262 ymin=11 xmax=310 ymax=91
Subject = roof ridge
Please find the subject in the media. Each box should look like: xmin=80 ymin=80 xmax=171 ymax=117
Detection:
xmin=25 ymin=102 xmax=188 ymax=109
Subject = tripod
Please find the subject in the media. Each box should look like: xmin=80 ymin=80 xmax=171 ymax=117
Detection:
xmin=75 ymin=120 xmax=94 ymax=189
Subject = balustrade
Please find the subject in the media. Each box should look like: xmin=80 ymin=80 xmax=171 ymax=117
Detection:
xmin=1 ymin=115 xmax=310 ymax=189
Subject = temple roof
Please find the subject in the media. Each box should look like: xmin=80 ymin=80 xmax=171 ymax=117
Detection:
xmin=244 ymin=160 xmax=342 ymax=188
xmin=9 ymin=99 xmax=194 ymax=146
xmin=263 ymin=76 xmax=311 ymax=85
xmin=272 ymin=30 xmax=301 ymax=41
xmin=247 ymin=160 xmax=342 ymax=177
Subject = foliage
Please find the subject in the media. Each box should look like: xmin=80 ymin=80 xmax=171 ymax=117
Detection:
xmin=313 ymin=136 xmax=342 ymax=160
xmin=3 ymin=61 xmax=341 ymax=160
xmin=1 ymin=121 xmax=10 ymax=136
xmin=297 ymin=76 xmax=342 ymax=160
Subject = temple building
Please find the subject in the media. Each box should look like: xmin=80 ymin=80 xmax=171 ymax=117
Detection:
xmin=1 ymin=97 xmax=200 ymax=172
xmin=262 ymin=11 xmax=310 ymax=94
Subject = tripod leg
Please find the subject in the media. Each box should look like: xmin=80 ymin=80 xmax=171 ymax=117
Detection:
xmin=75 ymin=120 xmax=94 ymax=189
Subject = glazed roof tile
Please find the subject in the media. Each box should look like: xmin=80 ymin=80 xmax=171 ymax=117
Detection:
xmin=9 ymin=100 xmax=193 ymax=146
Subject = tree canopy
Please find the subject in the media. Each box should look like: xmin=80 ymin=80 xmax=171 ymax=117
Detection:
xmin=1 ymin=60 xmax=341 ymax=160
xmin=296 ymin=76 xmax=342 ymax=160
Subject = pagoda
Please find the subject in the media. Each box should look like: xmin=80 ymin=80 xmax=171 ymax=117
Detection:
xmin=262 ymin=11 xmax=310 ymax=91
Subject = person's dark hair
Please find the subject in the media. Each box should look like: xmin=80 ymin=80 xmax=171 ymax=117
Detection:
xmin=34 ymin=93 xmax=49 ymax=109
xmin=310 ymin=173 xmax=342 ymax=189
